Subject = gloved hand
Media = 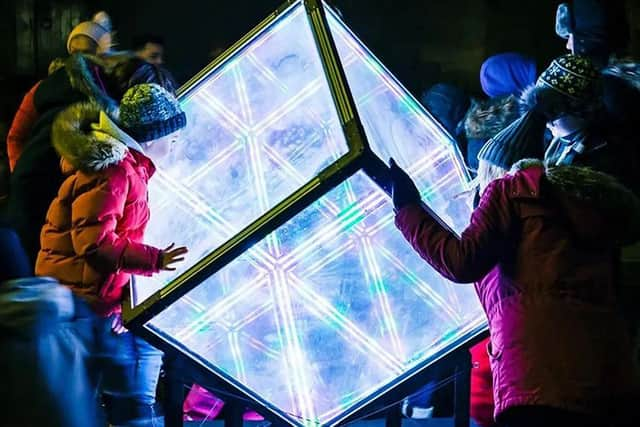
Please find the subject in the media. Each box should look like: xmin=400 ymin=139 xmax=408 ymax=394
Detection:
xmin=389 ymin=158 xmax=421 ymax=211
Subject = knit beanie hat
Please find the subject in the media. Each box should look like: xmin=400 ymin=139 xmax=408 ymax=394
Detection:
xmin=67 ymin=11 xmax=113 ymax=55
xmin=476 ymin=110 xmax=546 ymax=170
xmin=480 ymin=53 xmax=538 ymax=98
xmin=520 ymin=54 xmax=600 ymax=120
xmin=120 ymin=83 xmax=187 ymax=143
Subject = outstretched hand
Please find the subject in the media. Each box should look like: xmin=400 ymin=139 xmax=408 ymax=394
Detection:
xmin=389 ymin=158 xmax=421 ymax=211
xmin=160 ymin=243 xmax=189 ymax=271
xmin=111 ymin=312 xmax=128 ymax=335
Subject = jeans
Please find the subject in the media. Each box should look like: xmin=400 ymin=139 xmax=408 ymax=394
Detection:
xmin=73 ymin=300 xmax=164 ymax=427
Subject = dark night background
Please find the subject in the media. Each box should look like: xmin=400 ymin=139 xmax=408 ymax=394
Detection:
xmin=1 ymin=0 xmax=640 ymax=127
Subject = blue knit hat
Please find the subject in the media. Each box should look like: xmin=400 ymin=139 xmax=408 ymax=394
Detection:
xmin=480 ymin=53 xmax=537 ymax=98
xmin=120 ymin=83 xmax=187 ymax=143
xmin=477 ymin=111 xmax=546 ymax=170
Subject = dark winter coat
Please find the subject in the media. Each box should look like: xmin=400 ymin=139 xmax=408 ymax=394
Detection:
xmin=36 ymin=102 xmax=161 ymax=317
xmin=463 ymin=95 xmax=522 ymax=172
xmin=4 ymin=54 xmax=119 ymax=267
xmin=395 ymin=160 xmax=640 ymax=423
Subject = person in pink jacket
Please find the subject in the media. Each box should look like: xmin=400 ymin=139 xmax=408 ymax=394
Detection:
xmin=36 ymin=83 xmax=188 ymax=426
xmin=388 ymin=112 xmax=640 ymax=425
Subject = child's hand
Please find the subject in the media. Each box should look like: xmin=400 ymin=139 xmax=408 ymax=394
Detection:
xmin=111 ymin=313 xmax=128 ymax=335
xmin=160 ymin=243 xmax=189 ymax=271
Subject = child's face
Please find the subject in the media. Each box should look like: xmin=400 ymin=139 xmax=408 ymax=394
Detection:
xmin=143 ymin=130 xmax=181 ymax=161
xmin=546 ymin=115 xmax=584 ymax=139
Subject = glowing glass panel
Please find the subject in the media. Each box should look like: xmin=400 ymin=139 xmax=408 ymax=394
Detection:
xmin=325 ymin=10 xmax=472 ymax=234
xmin=148 ymin=172 xmax=484 ymax=426
xmin=131 ymin=4 xmax=349 ymax=305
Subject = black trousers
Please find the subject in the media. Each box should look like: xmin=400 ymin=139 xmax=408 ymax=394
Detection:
xmin=499 ymin=406 xmax=634 ymax=427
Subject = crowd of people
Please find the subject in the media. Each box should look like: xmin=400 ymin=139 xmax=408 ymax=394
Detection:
xmin=1 ymin=0 xmax=639 ymax=426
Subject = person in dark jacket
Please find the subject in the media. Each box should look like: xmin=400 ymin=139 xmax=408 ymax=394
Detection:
xmin=0 ymin=224 xmax=98 ymax=427
xmin=555 ymin=0 xmax=640 ymax=153
xmin=463 ymin=53 xmax=537 ymax=175
xmin=388 ymin=141 xmax=640 ymax=426
xmin=421 ymin=83 xmax=470 ymax=164
xmin=522 ymin=54 xmax=640 ymax=197
xmin=4 ymin=53 xmax=119 ymax=266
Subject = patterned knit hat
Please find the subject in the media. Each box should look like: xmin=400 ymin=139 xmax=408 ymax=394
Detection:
xmin=521 ymin=54 xmax=601 ymax=120
xmin=477 ymin=111 xmax=546 ymax=170
xmin=120 ymin=83 xmax=187 ymax=143
xmin=537 ymin=55 xmax=598 ymax=99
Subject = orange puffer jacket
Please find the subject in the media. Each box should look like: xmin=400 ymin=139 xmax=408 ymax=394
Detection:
xmin=36 ymin=102 xmax=161 ymax=316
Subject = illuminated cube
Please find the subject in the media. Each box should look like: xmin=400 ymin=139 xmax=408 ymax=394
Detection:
xmin=125 ymin=1 xmax=486 ymax=426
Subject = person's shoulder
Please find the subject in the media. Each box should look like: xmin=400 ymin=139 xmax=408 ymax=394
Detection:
xmin=490 ymin=159 xmax=545 ymax=200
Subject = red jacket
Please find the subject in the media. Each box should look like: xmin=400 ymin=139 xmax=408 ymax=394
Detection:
xmin=36 ymin=102 xmax=162 ymax=316
xmin=395 ymin=160 xmax=640 ymax=423
xmin=470 ymin=337 xmax=494 ymax=427
xmin=6 ymin=81 xmax=41 ymax=171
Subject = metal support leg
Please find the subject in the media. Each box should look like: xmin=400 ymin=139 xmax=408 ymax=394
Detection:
xmin=453 ymin=351 xmax=472 ymax=427
xmin=224 ymin=399 xmax=244 ymax=427
xmin=385 ymin=403 xmax=402 ymax=427
xmin=163 ymin=357 xmax=184 ymax=427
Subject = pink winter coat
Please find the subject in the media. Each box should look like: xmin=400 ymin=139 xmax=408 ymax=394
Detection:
xmin=36 ymin=102 xmax=162 ymax=316
xmin=395 ymin=160 xmax=640 ymax=423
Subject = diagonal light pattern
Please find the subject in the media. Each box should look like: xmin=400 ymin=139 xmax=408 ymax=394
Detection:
xmin=131 ymin=2 xmax=486 ymax=426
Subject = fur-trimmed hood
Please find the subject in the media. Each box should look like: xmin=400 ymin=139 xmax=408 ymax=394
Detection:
xmin=64 ymin=53 xmax=120 ymax=121
xmin=464 ymin=95 xmax=523 ymax=140
xmin=511 ymin=159 xmax=640 ymax=246
xmin=51 ymin=102 xmax=139 ymax=173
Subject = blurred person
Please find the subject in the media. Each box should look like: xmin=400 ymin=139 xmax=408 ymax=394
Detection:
xmin=134 ymin=34 xmax=166 ymax=66
xmin=36 ymin=83 xmax=188 ymax=427
xmin=389 ymin=107 xmax=640 ymax=426
xmin=0 ymin=224 xmax=97 ymax=427
xmin=108 ymin=56 xmax=179 ymax=99
xmin=67 ymin=11 xmax=114 ymax=55
xmin=464 ymin=53 xmax=537 ymax=175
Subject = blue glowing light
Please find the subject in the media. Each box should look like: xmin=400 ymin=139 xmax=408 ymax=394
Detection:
xmin=130 ymin=2 xmax=485 ymax=426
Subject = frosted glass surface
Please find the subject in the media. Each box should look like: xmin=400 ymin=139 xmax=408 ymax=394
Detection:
xmin=131 ymin=4 xmax=349 ymax=305
xmin=148 ymin=172 xmax=485 ymax=426
xmin=326 ymin=10 xmax=472 ymax=234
